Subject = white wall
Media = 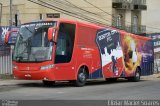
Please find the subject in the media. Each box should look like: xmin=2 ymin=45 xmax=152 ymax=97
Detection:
xmin=142 ymin=0 xmax=160 ymax=33
xmin=125 ymin=10 xmax=132 ymax=25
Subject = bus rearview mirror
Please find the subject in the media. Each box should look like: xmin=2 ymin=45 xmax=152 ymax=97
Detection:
xmin=48 ymin=27 xmax=58 ymax=42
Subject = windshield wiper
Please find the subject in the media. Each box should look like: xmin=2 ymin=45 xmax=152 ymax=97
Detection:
xmin=24 ymin=26 xmax=33 ymax=34
xmin=17 ymin=31 xmax=23 ymax=39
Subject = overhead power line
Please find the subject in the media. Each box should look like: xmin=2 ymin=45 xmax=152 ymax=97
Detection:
xmin=28 ymin=0 xmax=109 ymax=26
xmin=83 ymin=0 xmax=114 ymax=17
xmin=84 ymin=0 xmax=160 ymax=32
xmin=63 ymin=0 xmax=114 ymax=23
xmin=48 ymin=0 xmax=112 ymax=23
xmin=39 ymin=0 xmax=110 ymax=25
xmin=28 ymin=0 xmax=160 ymax=32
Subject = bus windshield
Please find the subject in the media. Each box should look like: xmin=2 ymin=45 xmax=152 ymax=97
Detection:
xmin=13 ymin=21 xmax=57 ymax=62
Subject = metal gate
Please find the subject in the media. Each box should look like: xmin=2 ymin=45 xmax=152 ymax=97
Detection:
xmin=0 ymin=46 xmax=12 ymax=75
xmin=0 ymin=26 xmax=12 ymax=75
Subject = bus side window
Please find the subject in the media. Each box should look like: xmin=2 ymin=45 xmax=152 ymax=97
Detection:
xmin=56 ymin=32 xmax=67 ymax=55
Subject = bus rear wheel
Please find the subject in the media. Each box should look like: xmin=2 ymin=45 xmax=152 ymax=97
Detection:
xmin=128 ymin=68 xmax=141 ymax=82
xmin=73 ymin=68 xmax=87 ymax=87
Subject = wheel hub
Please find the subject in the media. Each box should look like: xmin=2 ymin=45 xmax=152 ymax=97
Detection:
xmin=79 ymin=73 xmax=86 ymax=82
xmin=136 ymin=72 xmax=140 ymax=78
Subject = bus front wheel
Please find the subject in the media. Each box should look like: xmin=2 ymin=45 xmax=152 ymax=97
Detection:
xmin=73 ymin=68 xmax=87 ymax=87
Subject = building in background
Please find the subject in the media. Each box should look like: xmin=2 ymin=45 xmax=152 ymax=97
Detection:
xmin=112 ymin=0 xmax=147 ymax=35
xmin=0 ymin=0 xmax=159 ymax=34
xmin=0 ymin=0 xmax=112 ymax=27
xmin=0 ymin=0 xmax=146 ymax=34
xmin=1 ymin=0 xmax=160 ymax=34
xmin=148 ymin=33 xmax=160 ymax=73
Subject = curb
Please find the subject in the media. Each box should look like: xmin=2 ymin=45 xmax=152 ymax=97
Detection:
xmin=141 ymin=73 xmax=160 ymax=80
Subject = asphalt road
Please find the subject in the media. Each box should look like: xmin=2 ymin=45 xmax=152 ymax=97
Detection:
xmin=0 ymin=75 xmax=160 ymax=100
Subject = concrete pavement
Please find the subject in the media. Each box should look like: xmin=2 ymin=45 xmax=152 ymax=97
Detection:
xmin=0 ymin=73 xmax=159 ymax=86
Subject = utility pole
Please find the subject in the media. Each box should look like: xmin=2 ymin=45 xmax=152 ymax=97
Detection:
xmin=0 ymin=3 xmax=2 ymax=26
xmin=10 ymin=0 xmax=12 ymax=27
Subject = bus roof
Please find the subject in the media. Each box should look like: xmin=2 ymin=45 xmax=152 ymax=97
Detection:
xmin=23 ymin=18 xmax=151 ymax=40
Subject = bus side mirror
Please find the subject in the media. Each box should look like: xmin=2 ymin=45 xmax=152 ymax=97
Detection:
xmin=5 ymin=30 xmax=18 ymax=45
xmin=48 ymin=27 xmax=58 ymax=42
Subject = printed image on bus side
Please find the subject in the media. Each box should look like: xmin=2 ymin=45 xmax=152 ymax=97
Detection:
xmin=6 ymin=19 xmax=154 ymax=87
xmin=96 ymin=28 xmax=154 ymax=82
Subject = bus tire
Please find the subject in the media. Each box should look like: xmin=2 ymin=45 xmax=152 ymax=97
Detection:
xmin=42 ymin=80 xmax=55 ymax=86
xmin=128 ymin=68 xmax=141 ymax=82
xmin=73 ymin=68 xmax=87 ymax=87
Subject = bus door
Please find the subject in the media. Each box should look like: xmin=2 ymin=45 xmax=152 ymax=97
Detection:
xmin=54 ymin=23 xmax=76 ymax=80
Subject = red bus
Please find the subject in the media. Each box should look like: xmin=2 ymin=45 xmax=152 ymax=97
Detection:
xmin=6 ymin=19 xmax=154 ymax=86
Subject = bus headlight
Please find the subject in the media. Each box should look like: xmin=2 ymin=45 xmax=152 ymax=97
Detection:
xmin=40 ymin=64 xmax=54 ymax=70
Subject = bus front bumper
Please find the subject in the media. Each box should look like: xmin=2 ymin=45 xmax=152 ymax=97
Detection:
xmin=13 ymin=69 xmax=55 ymax=81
